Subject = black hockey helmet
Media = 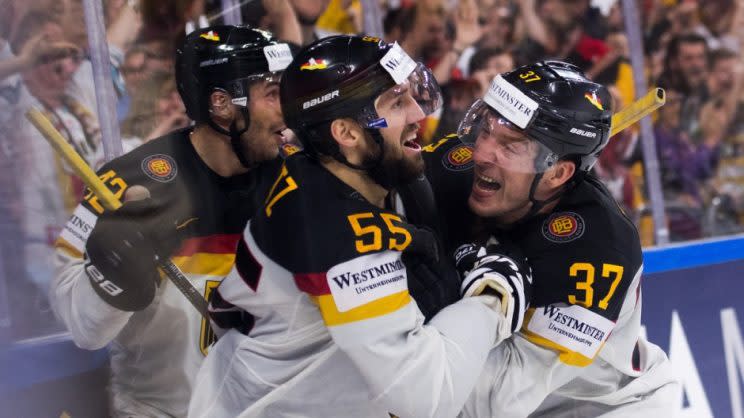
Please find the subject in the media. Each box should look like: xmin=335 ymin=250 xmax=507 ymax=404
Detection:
xmin=175 ymin=25 xmax=292 ymax=167
xmin=176 ymin=25 xmax=292 ymax=122
xmin=280 ymin=35 xmax=442 ymax=159
xmin=458 ymin=61 xmax=613 ymax=173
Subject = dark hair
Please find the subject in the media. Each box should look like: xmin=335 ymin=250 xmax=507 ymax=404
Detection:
xmin=708 ymin=48 xmax=738 ymax=68
xmin=396 ymin=7 xmax=418 ymax=38
xmin=665 ymin=32 xmax=708 ymax=62
xmin=383 ymin=8 xmax=404 ymax=36
xmin=9 ymin=11 xmax=57 ymax=55
xmin=469 ymin=47 xmax=509 ymax=74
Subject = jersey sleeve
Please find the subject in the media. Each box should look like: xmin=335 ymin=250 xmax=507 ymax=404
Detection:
xmin=513 ymin=202 xmax=643 ymax=367
xmin=462 ymin=261 xmax=645 ymax=418
xmin=524 ymin=247 xmax=639 ymax=368
xmin=50 ymin=160 xmax=136 ymax=349
xmin=460 ymin=333 xmax=585 ymax=418
xmin=421 ymin=134 xmax=478 ymax=253
xmin=250 ymin=160 xmax=507 ymax=418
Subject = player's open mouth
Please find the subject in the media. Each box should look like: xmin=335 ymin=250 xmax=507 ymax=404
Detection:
xmin=403 ymin=139 xmax=421 ymax=150
xmin=475 ymin=173 xmax=501 ymax=191
xmin=402 ymin=131 xmax=421 ymax=151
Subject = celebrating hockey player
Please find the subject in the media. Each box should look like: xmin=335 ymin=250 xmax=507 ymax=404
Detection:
xmin=188 ymin=35 xmax=531 ymax=418
xmin=422 ymin=61 xmax=681 ymax=417
xmin=50 ymin=25 xmax=293 ymax=417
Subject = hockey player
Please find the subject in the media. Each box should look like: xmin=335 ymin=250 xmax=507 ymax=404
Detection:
xmin=51 ymin=25 xmax=294 ymax=417
xmin=188 ymin=35 xmax=531 ymax=418
xmin=422 ymin=61 xmax=681 ymax=417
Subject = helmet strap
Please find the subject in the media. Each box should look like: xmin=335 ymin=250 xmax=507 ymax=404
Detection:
xmin=330 ymin=127 xmax=385 ymax=171
xmin=206 ymin=107 xmax=252 ymax=168
xmin=516 ymin=172 xmax=567 ymax=223
xmin=328 ymin=126 xmax=400 ymax=190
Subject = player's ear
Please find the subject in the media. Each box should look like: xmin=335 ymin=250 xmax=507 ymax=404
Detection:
xmin=544 ymin=160 xmax=576 ymax=188
xmin=209 ymin=90 xmax=230 ymax=114
xmin=208 ymin=90 xmax=233 ymax=122
xmin=330 ymin=118 xmax=363 ymax=148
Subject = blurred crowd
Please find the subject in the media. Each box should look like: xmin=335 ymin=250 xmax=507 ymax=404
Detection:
xmin=0 ymin=0 xmax=743 ymax=339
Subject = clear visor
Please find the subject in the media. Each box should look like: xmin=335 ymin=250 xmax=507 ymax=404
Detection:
xmin=360 ymin=63 xmax=442 ymax=129
xmin=457 ymin=99 xmax=558 ymax=173
xmin=407 ymin=62 xmax=443 ymax=116
xmin=226 ymin=71 xmax=282 ymax=107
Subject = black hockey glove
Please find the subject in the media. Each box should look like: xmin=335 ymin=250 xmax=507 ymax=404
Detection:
xmin=84 ymin=198 xmax=190 ymax=311
xmin=402 ymin=225 xmax=440 ymax=265
xmin=402 ymin=225 xmax=461 ymax=321
xmin=453 ymin=237 xmax=532 ymax=334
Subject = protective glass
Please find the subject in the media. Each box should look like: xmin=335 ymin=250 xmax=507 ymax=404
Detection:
xmin=458 ymin=99 xmax=558 ymax=173
xmin=407 ymin=62 xmax=443 ymax=116
xmin=361 ymin=63 xmax=442 ymax=129
xmin=227 ymin=71 xmax=282 ymax=107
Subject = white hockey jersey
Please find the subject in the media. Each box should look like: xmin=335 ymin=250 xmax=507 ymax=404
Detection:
xmin=52 ymin=131 xmax=272 ymax=417
xmin=189 ymin=154 xmax=507 ymax=418
xmin=422 ymin=135 xmax=681 ymax=417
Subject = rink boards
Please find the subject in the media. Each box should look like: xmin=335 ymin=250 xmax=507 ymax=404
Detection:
xmin=1 ymin=234 xmax=743 ymax=417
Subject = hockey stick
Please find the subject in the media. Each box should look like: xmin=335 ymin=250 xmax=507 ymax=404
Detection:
xmin=610 ymin=87 xmax=665 ymax=138
xmin=26 ymin=108 xmax=210 ymax=318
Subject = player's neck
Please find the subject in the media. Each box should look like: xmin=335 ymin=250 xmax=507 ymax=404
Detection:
xmin=321 ymin=158 xmax=388 ymax=208
xmin=190 ymin=124 xmax=249 ymax=177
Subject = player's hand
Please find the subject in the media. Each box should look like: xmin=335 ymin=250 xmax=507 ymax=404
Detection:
xmin=19 ymin=33 xmax=80 ymax=68
xmin=84 ymin=191 xmax=192 ymax=311
xmin=453 ymin=237 xmax=532 ymax=334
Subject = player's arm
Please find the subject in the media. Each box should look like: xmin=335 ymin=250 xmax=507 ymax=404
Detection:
xmin=317 ymin=250 xmax=506 ymax=418
xmin=462 ymin=246 xmax=642 ymax=416
xmin=53 ymin=232 xmax=133 ymax=349
xmin=309 ymin=231 xmax=530 ymax=417
xmin=51 ymin=166 xmax=184 ymax=349
xmin=51 ymin=167 xmax=133 ymax=349
xmin=249 ymin=166 xmax=522 ymax=417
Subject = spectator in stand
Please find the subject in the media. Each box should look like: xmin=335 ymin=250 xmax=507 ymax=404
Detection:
xmin=117 ymin=46 xmax=161 ymax=119
xmin=518 ymin=0 xmax=580 ymax=64
xmin=469 ymin=47 xmax=515 ymax=97
xmin=6 ymin=11 xmax=101 ymax=292
xmin=695 ymin=0 xmax=742 ymax=52
xmin=654 ymin=89 xmax=721 ymax=240
xmin=517 ymin=0 xmax=613 ymax=73
xmin=120 ymin=71 xmax=189 ymax=148
xmin=658 ymin=33 xmax=709 ymax=139
xmin=0 ymin=0 xmax=69 ymax=83
xmin=432 ymin=45 xmax=515 ymax=141
xmin=0 ymin=0 xmax=82 ymax=339
xmin=139 ymin=0 xmax=201 ymax=45
xmin=397 ymin=1 xmax=450 ymax=65
xmin=591 ymin=30 xmax=635 ymax=109
xmin=394 ymin=0 xmax=486 ymax=143
xmin=567 ymin=0 xmax=608 ymax=40
xmin=659 ymin=33 xmax=709 ymax=98
xmin=705 ymin=49 xmax=744 ymax=231
xmin=708 ymin=48 xmax=741 ymax=99
xmin=593 ymin=87 xmax=637 ymax=213
xmin=477 ymin=2 xmax=518 ymax=51
xmin=288 ymin=0 xmax=332 ymax=44
xmin=242 ymin=0 xmax=303 ymax=46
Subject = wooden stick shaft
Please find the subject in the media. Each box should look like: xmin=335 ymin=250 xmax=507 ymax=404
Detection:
xmin=26 ymin=108 xmax=209 ymax=318
xmin=610 ymin=88 xmax=666 ymax=137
